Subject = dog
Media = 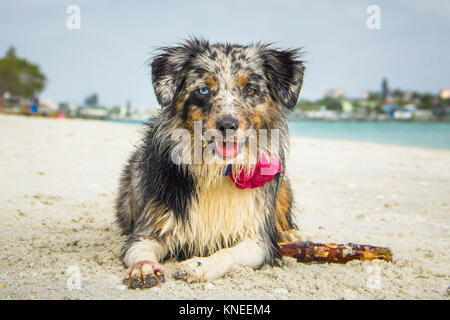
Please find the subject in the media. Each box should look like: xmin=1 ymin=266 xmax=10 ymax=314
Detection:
xmin=116 ymin=38 xmax=305 ymax=289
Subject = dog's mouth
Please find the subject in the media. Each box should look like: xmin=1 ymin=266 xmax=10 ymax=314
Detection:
xmin=215 ymin=141 xmax=242 ymax=158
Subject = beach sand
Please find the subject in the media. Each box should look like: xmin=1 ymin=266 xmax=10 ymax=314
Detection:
xmin=0 ymin=114 xmax=448 ymax=300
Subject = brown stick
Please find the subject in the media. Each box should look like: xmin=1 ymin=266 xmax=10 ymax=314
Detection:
xmin=278 ymin=241 xmax=393 ymax=263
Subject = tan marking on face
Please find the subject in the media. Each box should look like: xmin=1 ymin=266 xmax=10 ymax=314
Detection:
xmin=205 ymin=76 xmax=218 ymax=89
xmin=250 ymin=112 xmax=263 ymax=129
xmin=190 ymin=108 xmax=205 ymax=122
xmin=237 ymin=74 xmax=249 ymax=87
xmin=176 ymin=94 xmax=189 ymax=112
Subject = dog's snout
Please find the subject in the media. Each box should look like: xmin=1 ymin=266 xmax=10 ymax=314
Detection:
xmin=215 ymin=118 xmax=239 ymax=133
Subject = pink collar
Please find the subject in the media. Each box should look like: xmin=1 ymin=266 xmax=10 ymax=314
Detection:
xmin=225 ymin=154 xmax=282 ymax=189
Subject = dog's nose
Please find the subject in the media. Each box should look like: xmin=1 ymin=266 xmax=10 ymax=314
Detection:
xmin=215 ymin=118 xmax=239 ymax=134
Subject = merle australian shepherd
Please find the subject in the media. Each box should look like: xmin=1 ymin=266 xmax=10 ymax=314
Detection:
xmin=116 ymin=38 xmax=305 ymax=289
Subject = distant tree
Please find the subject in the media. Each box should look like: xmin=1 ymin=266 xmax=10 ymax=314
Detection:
xmin=84 ymin=93 xmax=98 ymax=107
xmin=411 ymin=91 xmax=422 ymax=100
xmin=6 ymin=47 xmax=16 ymax=58
xmin=109 ymin=105 xmax=121 ymax=116
xmin=392 ymin=88 xmax=404 ymax=99
xmin=0 ymin=46 xmax=47 ymax=98
xmin=296 ymin=99 xmax=315 ymax=110
xmin=419 ymin=93 xmax=435 ymax=109
xmin=368 ymin=92 xmax=382 ymax=101
xmin=381 ymin=78 xmax=389 ymax=101
xmin=317 ymin=96 xmax=342 ymax=111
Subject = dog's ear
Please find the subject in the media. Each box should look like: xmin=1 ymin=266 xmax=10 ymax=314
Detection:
xmin=151 ymin=39 xmax=208 ymax=107
xmin=151 ymin=47 xmax=190 ymax=107
xmin=261 ymin=48 xmax=305 ymax=110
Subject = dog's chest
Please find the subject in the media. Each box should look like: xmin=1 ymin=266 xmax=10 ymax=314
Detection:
xmin=174 ymin=177 xmax=267 ymax=256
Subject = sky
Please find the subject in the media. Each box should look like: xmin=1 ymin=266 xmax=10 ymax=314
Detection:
xmin=0 ymin=0 xmax=449 ymax=109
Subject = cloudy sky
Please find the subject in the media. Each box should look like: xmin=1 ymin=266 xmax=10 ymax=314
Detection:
xmin=0 ymin=0 xmax=449 ymax=108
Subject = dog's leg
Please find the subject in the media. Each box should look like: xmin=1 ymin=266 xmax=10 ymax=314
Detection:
xmin=276 ymin=178 xmax=302 ymax=242
xmin=174 ymin=239 xmax=270 ymax=283
xmin=121 ymin=238 xmax=168 ymax=289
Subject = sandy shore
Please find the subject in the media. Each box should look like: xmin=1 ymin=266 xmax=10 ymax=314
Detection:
xmin=0 ymin=114 xmax=448 ymax=300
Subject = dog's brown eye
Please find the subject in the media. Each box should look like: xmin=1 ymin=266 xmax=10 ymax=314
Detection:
xmin=245 ymin=85 xmax=258 ymax=96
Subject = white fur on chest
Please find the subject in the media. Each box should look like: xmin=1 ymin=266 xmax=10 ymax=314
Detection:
xmin=167 ymin=175 xmax=267 ymax=257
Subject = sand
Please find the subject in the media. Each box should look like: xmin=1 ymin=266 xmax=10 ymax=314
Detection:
xmin=0 ymin=114 xmax=448 ymax=300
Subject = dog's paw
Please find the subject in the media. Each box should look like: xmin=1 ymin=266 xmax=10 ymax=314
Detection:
xmin=173 ymin=257 xmax=217 ymax=283
xmin=124 ymin=260 xmax=166 ymax=289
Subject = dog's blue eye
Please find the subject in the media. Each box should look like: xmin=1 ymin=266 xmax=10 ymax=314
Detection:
xmin=198 ymin=86 xmax=209 ymax=95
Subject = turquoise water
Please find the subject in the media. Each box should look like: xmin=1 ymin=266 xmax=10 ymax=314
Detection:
xmin=111 ymin=119 xmax=450 ymax=150
xmin=289 ymin=121 xmax=450 ymax=150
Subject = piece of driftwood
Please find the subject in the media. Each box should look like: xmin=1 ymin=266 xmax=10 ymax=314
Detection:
xmin=278 ymin=241 xmax=393 ymax=263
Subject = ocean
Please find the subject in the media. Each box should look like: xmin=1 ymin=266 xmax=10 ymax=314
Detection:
xmin=110 ymin=119 xmax=450 ymax=150
xmin=288 ymin=121 xmax=450 ymax=150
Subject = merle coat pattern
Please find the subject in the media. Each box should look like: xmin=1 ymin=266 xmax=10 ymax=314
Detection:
xmin=116 ymin=38 xmax=304 ymax=289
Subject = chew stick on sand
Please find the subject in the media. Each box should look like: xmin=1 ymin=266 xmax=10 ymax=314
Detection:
xmin=278 ymin=241 xmax=393 ymax=263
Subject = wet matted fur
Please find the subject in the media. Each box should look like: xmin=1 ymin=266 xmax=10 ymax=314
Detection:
xmin=116 ymin=38 xmax=305 ymax=287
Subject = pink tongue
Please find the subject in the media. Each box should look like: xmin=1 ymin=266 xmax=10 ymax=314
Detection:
xmin=216 ymin=141 xmax=238 ymax=157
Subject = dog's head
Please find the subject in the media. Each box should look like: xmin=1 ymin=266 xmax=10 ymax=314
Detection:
xmin=151 ymin=38 xmax=305 ymax=166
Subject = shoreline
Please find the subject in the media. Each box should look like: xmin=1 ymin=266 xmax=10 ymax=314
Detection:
xmin=13 ymin=113 xmax=447 ymax=151
xmin=0 ymin=115 xmax=449 ymax=299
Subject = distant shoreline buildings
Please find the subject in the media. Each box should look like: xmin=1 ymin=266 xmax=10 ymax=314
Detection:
xmin=292 ymin=79 xmax=450 ymax=122
xmin=1 ymin=81 xmax=449 ymax=122
xmin=0 ymin=92 xmax=160 ymax=121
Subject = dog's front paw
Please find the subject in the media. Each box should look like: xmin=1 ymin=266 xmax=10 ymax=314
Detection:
xmin=174 ymin=257 xmax=218 ymax=283
xmin=124 ymin=260 xmax=166 ymax=289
